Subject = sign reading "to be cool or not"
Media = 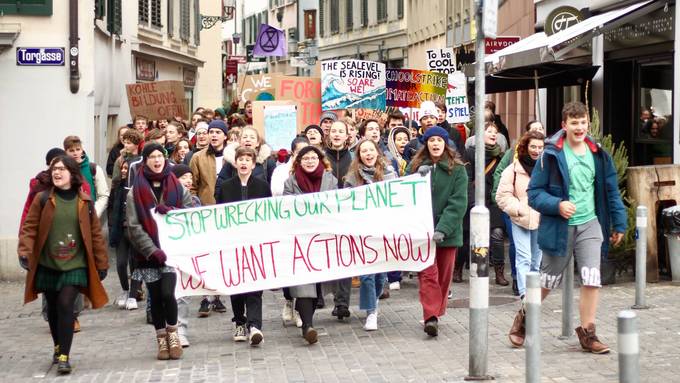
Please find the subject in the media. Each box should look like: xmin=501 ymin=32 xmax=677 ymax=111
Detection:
xmin=16 ymin=47 xmax=65 ymax=66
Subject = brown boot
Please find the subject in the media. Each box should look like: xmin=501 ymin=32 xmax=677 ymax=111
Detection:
xmin=156 ymin=332 xmax=170 ymax=360
xmin=508 ymin=308 xmax=526 ymax=347
xmin=452 ymin=264 xmax=463 ymax=283
xmin=494 ymin=264 xmax=509 ymax=286
xmin=575 ymin=324 xmax=610 ymax=354
xmin=166 ymin=326 xmax=183 ymax=359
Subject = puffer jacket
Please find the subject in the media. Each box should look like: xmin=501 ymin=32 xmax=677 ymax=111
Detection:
xmin=495 ymin=159 xmax=540 ymax=230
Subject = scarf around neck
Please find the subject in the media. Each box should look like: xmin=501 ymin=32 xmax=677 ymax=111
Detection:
xmin=80 ymin=154 xmax=96 ymax=200
xmin=294 ymin=163 xmax=325 ymax=193
xmin=359 ymin=165 xmax=377 ymax=185
xmin=519 ymin=154 xmax=537 ymax=175
xmin=485 ymin=143 xmax=501 ymax=158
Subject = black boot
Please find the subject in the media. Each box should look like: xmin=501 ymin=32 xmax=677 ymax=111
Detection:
xmin=512 ymin=279 xmax=519 ymax=296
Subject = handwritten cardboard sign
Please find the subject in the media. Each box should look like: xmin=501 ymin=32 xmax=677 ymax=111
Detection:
xmin=272 ymin=76 xmax=322 ymax=127
xmin=425 ymin=48 xmax=457 ymax=74
xmin=237 ymin=73 xmax=277 ymax=102
xmin=446 ymin=72 xmax=470 ymax=123
xmin=252 ymin=100 xmax=303 ymax=140
xmin=125 ymin=80 xmax=187 ymax=120
xmin=321 ymin=60 xmax=386 ymax=111
xmin=386 ymin=69 xmax=448 ymax=108
xmin=156 ymin=174 xmax=435 ymax=297
xmin=264 ymin=104 xmax=298 ymax=151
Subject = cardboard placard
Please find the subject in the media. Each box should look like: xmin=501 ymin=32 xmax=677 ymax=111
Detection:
xmin=386 ymin=69 xmax=448 ymax=108
xmin=264 ymin=105 xmax=298 ymax=151
xmin=237 ymin=73 xmax=277 ymax=102
xmin=125 ymin=80 xmax=187 ymax=120
xmin=252 ymin=100 xmax=303 ymax=143
xmin=273 ymin=76 xmax=322 ymax=127
xmin=321 ymin=60 xmax=386 ymax=111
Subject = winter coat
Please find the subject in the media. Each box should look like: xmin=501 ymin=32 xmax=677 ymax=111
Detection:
xmin=464 ymin=146 xmax=505 ymax=229
xmin=282 ymin=171 xmax=338 ymax=298
xmin=491 ymin=146 xmax=516 ymax=204
xmin=126 ymin=184 xmax=193 ymax=268
xmin=217 ymin=174 xmax=272 ymax=204
xmin=528 ymin=130 xmax=627 ymax=257
xmin=106 ymin=143 xmax=123 ymax=176
xmin=18 ymin=189 xmax=109 ymax=308
xmin=108 ymin=181 xmax=130 ymax=247
xmin=20 ymin=170 xmax=52 ymax=234
xmin=325 ymin=146 xmax=352 ymax=189
xmin=343 ymin=165 xmax=397 ymax=188
xmin=495 ymin=159 xmax=540 ymax=230
xmin=406 ymin=155 xmax=468 ymax=248
xmin=90 ymin=163 xmax=110 ymax=218
xmin=189 ymin=147 xmax=219 ymax=205
xmin=270 ymin=161 xmax=292 ymax=196
xmin=215 ymin=142 xmax=276 ymax=199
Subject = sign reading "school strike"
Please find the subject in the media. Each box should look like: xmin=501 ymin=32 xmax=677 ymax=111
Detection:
xmin=155 ymin=174 xmax=435 ymax=297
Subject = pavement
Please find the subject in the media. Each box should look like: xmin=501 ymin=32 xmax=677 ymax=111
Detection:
xmin=0 ymin=267 xmax=678 ymax=383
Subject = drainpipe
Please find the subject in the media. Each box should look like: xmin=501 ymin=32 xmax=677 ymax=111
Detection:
xmin=69 ymin=0 xmax=80 ymax=93
xmin=674 ymin=2 xmax=680 ymax=163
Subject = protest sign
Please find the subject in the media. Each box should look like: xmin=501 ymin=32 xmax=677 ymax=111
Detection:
xmin=321 ymin=60 xmax=386 ymax=111
xmin=125 ymin=80 xmax=187 ymax=120
xmin=252 ymin=100 xmax=303 ymax=138
xmin=446 ymin=72 xmax=470 ymax=124
xmin=425 ymin=48 xmax=457 ymax=74
xmin=264 ymin=104 xmax=297 ymax=151
xmin=237 ymin=73 xmax=277 ymax=102
xmin=272 ymin=76 xmax=322 ymax=127
xmin=155 ymin=174 xmax=435 ymax=297
xmin=386 ymin=69 xmax=448 ymax=108
xmin=253 ymin=24 xmax=287 ymax=57
xmin=399 ymin=107 xmax=420 ymax=123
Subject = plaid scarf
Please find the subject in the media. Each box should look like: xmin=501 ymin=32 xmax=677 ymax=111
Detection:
xmin=133 ymin=163 xmax=182 ymax=248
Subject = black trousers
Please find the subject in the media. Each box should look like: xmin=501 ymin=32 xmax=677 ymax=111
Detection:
xmin=230 ymin=290 xmax=263 ymax=330
xmin=147 ymin=273 xmax=178 ymax=330
xmin=295 ymin=297 xmax=317 ymax=328
xmin=44 ymin=285 xmax=79 ymax=356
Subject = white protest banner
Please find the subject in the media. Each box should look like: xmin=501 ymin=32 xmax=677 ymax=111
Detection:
xmin=425 ymin=48 xmax=457 ymax=74
xmin=155 ymin=174 xmax=435 ymax=297
xmin=264 ymin=104 xmax=297 ymax=151
xmin=321 ymin=59 xmax=386 ymax=111
xmin=446 ymin=71 xmax=470 ymax=123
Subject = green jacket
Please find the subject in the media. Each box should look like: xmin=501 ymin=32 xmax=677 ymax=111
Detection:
xmin=408 ymin=156 xmax=468 ymax=248
xmin=491 ymin=146 xmax=516 ymax=205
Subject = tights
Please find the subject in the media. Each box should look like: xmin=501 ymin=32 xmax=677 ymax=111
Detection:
xmin=295 ymin=298 xmax=317 ymax=328
xmin=44 ymin=286 xmax=79 ymax=356
xmin=147 ymin=273 xmax=178 ymax=330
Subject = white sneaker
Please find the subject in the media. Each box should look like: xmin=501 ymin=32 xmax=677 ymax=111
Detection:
xmin=293 ymin=309 xmax=303 ymax=328
xmin=282 ymin=300 xmax=293 ymax=323
xmin=364 ymin=313 xmax=378 ymax=331
xmin=116 ymin=291 xmax=128 ymax=308
xmin=125 ymin=297 xmax=138 ymax=310
xmin=249 ymin=327 xmax=263 ymax=346
xmin=178 ymin=333 xmax=190 ymax=347
xmin=389 ymin=282 xmax=401 ymax=290
xmin=233 ymin=324 xmax=247 ymax=342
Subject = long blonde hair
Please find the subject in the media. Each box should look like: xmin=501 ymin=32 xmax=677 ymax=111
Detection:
xmin=346 ymin=139 xmax=387 ymax=185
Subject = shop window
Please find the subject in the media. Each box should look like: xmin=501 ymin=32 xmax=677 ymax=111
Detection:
xmin=636 ymin=61 xmax=674 ymax=165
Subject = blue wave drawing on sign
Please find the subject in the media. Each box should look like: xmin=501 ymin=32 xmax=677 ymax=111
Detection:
xmin=321 ymin=76 xmax=386 ymax=111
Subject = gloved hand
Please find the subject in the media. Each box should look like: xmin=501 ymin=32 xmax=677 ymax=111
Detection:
xmin=417 ymin=165 xmax=432 ymax=177
xmin=155 ymin=204 xmax=175 ymax=215
xmin=18 ymin=256 xmax=29 ymax=271
xmin=432 ymin=231 xmax=445 ymax=243
xmin=98 ymin=269 xmax=107 ymax=281
xmin=151 ymin=249 xmax=167 ymax=265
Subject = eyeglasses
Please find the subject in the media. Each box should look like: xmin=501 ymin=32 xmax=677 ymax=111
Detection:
xmin=301 ymin=156 xmax=319 ymax=162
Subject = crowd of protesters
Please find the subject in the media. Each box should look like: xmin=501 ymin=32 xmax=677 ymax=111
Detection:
xmin=17 ymin=98 xmax=626 ymax=374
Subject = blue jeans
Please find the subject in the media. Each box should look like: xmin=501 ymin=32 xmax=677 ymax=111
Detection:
xmin=359 ymin=273 xmax=386 ymax=312
xmin=511 ymin=222 xmax=542 ymax=296
xmin=502 ymin=212 xmax=517 ymax=279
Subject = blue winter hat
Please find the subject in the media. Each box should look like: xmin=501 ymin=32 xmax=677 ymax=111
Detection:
xmin=419 ymin=126 xmax=449 ymax=144
xmin=208 ymin=119 xmax=228 ymax=135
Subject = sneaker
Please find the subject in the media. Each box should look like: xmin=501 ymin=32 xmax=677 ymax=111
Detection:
xmin=364 ymin=313 xmax=378 ymax=331
xmin=56 ymin=354 xmax=71 ymax=374
xmin=249 ymin=327 xmax=264 ymax=346
xmin=293 ymin=309 xmax=303 ymax=328
xmin=233 ymin=324 xmax=247 ymax=342
xmin=424 ymin=318 xmax=438 ymax=337
xmin=389 ymin=281 xmax=401 ymax=290
xmin=198 ymin=298 xmax=211 ymax=318
xmin=575 ymin=324 xmax=610 ymax=354
xmin=125 ymin=297 xmax=138 ymax=310
xmin=211 ymin=297 xmax=227 ymax=313
xmin=73 ymin=319 xmax=80 ymax=333
xmin=116 ymin=291 xmax=128 ymax=308
xmin=508 ymin=308 xmax=526 ymax=347
xmin=332 ymin=305 xmax=350 ymax=320
xmin=178 ymin=333 xmax=190 ymax=348
xmin=282 ymin=300 xmax=294 ymax=324
xmin=448 ymin=290 xmax=453 ymax=299
xmin=302 ymin=326 xmax=318 ymax=344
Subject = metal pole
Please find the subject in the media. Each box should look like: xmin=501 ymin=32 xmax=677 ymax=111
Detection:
xmin=525 ymin=272 xmax=541 ymax=383
xmin=633 ymin=206 xmax=649 ymax=309
xmin=618 ymin=310 xmax=640 ymax=383
xmin=559 ymin=255 xmax=574 ymax=339
xmin=467 ymin=0 xmax=492 ymax=380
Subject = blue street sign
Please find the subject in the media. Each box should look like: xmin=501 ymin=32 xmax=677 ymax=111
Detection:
xmin=16 ymin=47 xmax=65 ymax=66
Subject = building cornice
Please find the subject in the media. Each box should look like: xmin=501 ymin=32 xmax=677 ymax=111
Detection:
xmin=132 ymin=41 xmax=205 ymax=68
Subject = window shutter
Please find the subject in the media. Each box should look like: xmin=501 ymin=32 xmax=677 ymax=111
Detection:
xmin=345 ymin=0 xmax=352 ymax=31
xmin=95 ymin=0 xmax=104 ymax=19
xmin=107 ymin=0 xmax=122 ymax=34
xmin=180 ymin=0 xmax=190 ymax=41
xmin=377 ymin=0 xmax=386 ymax=23
xmin=361 ymin=0 xmax=367 ymax=27
xmin=0 ymin=0 xmax=52 ymax=16
xmin=194 ymin=0 xmax=200 ymax=46
xmin=138 ymin=0 xmax=149 ymax=24
xmin=167 ymin=0 xmax=174 ymax=37
xmin=397 ymin=0 xmax=403 ymax=19
xmin=151 ymin=0 xmax=162 ymax=27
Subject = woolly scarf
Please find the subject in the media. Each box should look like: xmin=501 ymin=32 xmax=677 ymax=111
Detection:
xmin=519 ymin=154 xmax=537 ymax=176
xmin=359 ymin=166 xmax=377 ymax=185
xmin=132 ymin=163 xmax=183 ymax=248
xmin=485 ymin=143 xmax=501 ymax=159
xmin=80 ymin=154 xmax=96 ymax=200
xmin=295 ymin=163 xmax=325 ymax=194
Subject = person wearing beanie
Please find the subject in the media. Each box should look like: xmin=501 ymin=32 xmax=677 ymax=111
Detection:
xmin=19 ymin=148 xmax=67 ymax=233
xmin=402 ymin=102 xmax=458 ymax=161
xmin=405 ymin=124 xmax=468 ymax=337
xmin=304 ymin=125 xmax=324 ymax=148
xmin=319 ymin=111 xmax=338 ymax=136
xmin=127 ymin=142 xmax=193 ymax=360
xmin=184 ymin=121 xmax=209 ymax=165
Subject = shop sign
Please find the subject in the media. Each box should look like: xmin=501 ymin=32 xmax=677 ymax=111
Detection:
xmin=228 ymin=55 xmax=247 ymax=64
xmin=183 ymin=68 xmax=196 ymax=87
xmin=545 ymin=6 xmax=583 ymax=35
xmin=136 ymin=57 xmax=156 ymax=81
xmin=485 ymin=36 xmax=520 ymax=54
xmin=225 ymin=60 xmax=238 ymax=85
xmin=16 ymin=47 xmax=65 ymax=66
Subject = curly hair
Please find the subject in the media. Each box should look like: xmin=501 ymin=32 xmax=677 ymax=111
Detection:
xmin=516 ymin=130 xmax=545 ymax=158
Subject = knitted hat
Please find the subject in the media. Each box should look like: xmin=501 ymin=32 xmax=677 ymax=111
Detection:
xmin=304 ymin=124 xmax=323 ymax=137
xmin=319 ymin=111 xmax=338 ymax=124
xmin=45 ymin=147 xmax=66 ymax=166
xmin=142 ymin=142 xmax=166 ymax=161
xmin=214 ymin=107 xmax=226 ymax=119
xmin=296 ymin=145 xmax=324 ymax=162
xmin=171 ymin=164 xmax=192 ymax=179
xmin=419 ymin=101 xmax=438 ymax=121
xmin=208 ymin=119 xmax=228 ymax=135
xmin=195 ymin=121 xmax=209 ymax=133
xmin=419 ymin=126 xmax=449 ymax=144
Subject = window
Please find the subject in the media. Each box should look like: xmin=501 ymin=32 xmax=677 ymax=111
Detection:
xmin=0 ymin=0 xmax=52 ymax=15
xmin=180 ymin=0 xmax=190 ymax=41
xmin=377 ymin=0 xmax=387 ymax=23
xmin=319 ymin=0 xmax=325 ymax=37
xmin=346 ymin=0 xmax=353 ymax=30
xmin=397 ymin=0 xmax=403 ymax=19
xmin=167 ymin=0 xmax=174 ymax=37
xmin=150 ymin=0 xmax=161 ymax=27
xmin=304 ymin=10 xmax=316 ymax=39
xmin=95 ymin=0 xmax=105 ymax=19
xmin=361 ymin=0 xmax=367 ymax=26
xmin=107 ymin=0 xmax=122 ymax=35
xmin=330 ymin=0 xmax=339 ymax=34
xmin=194 ymin=0 xmax=200 ymax=45
xmin=138 ymin=0 xmax=149 ymax=24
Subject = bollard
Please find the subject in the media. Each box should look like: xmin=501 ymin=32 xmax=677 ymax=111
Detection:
xmin=633 ymin=206 xmax=649 ymax=309
xmin=525 ymin=272 xmax=541 ymax=383
xmin=559 ymin=256 xmax=574 ymax=339
xmin=618 ymin=310 xmax=639 ymax=383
